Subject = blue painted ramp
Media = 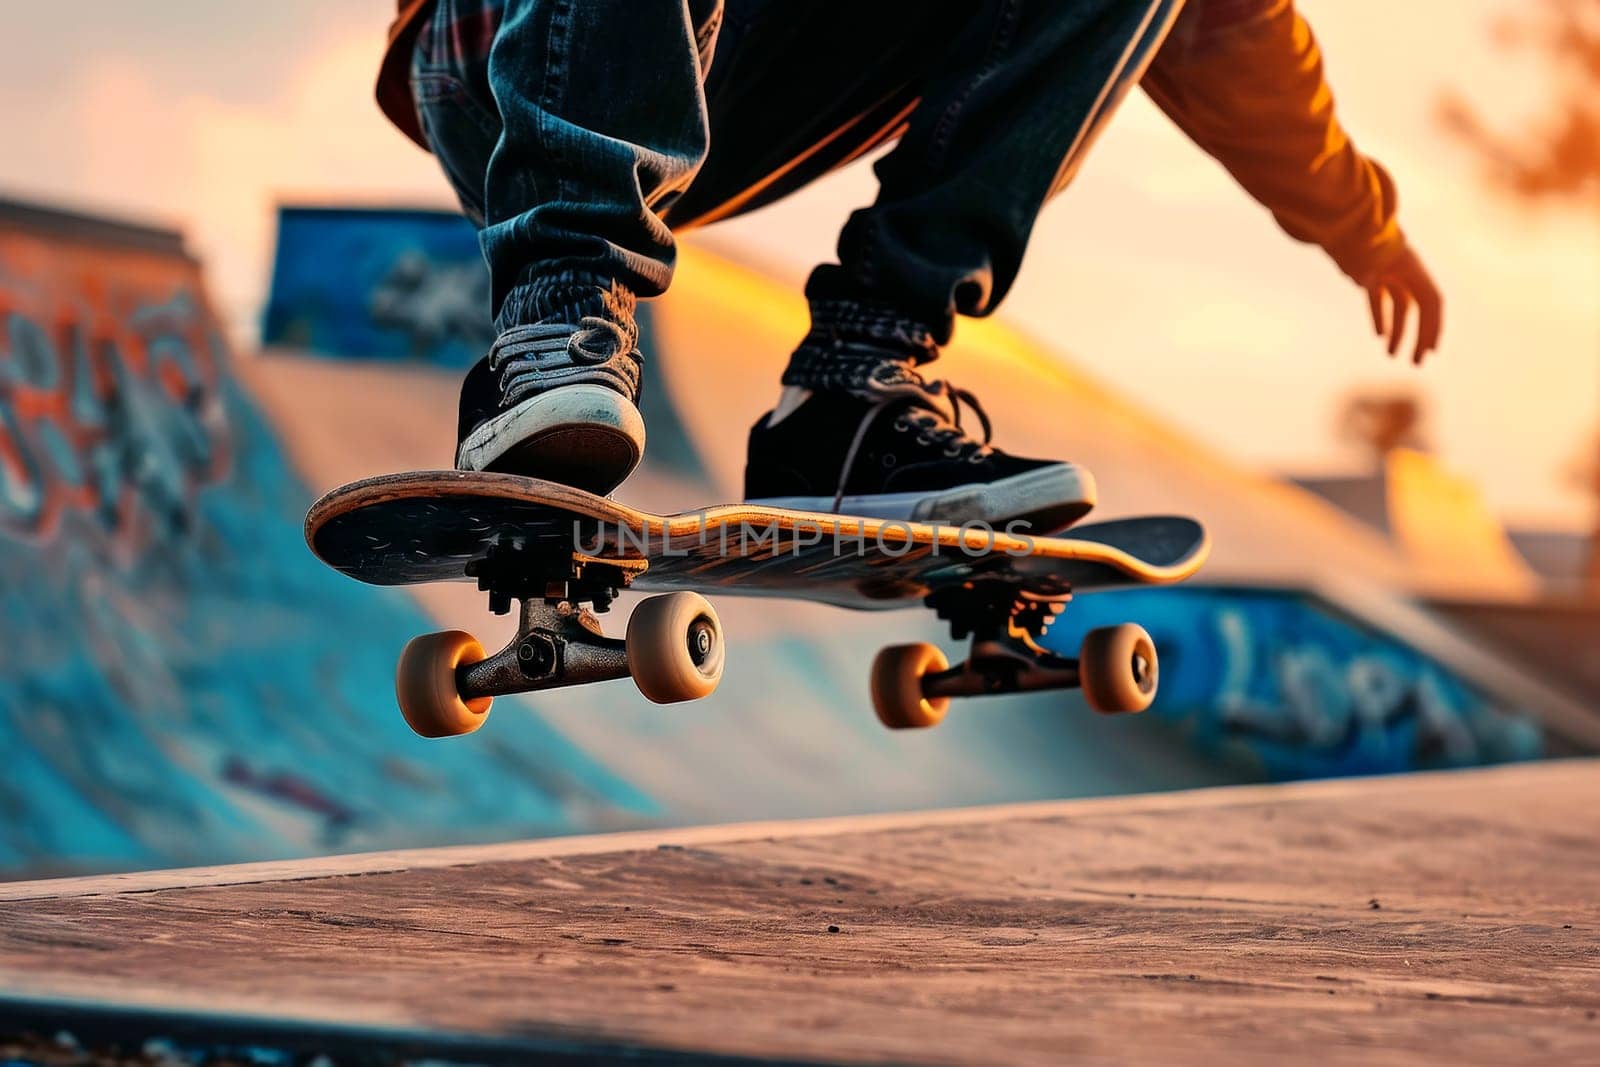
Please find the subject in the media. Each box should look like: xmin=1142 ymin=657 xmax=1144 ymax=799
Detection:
xmin=0 ymin=201 xmax=651 ymax=877
xmin=1043 ymin=588 xmax=1541 ymax=779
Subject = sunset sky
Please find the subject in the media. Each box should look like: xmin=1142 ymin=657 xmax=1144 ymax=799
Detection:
xmin=3 ymin=0 xmax=1596 ymax=527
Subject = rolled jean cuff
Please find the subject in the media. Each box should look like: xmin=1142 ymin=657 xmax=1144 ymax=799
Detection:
xmin=804 ymin=263 xmax=955 ymax=347
xmin=495 ymin=268 xmax=638 ymax=334
xmin=780 ymin=274 xmax=945 ymax=392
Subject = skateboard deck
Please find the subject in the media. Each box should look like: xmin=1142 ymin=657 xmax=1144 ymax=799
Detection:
xmin=306 ymin=471 xmax=1208 ymax=611
xmin=305 ymin=470 xmax=1209 ymax=734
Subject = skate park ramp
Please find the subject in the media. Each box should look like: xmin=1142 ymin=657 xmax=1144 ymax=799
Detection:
xmin=1295 ymin=449 xmax=1600 ymax=716
xmin=0 ymin=198 xmax=1586 ymax=880
xmin=1428 ymin=597 xmax=1600 ymax=712
xmin=1296 ymin=448 xmax=1539 ymax=599
xmin=0 ymin=199 xmax=1236 ymax=880
xmin=0 ymin=200 xmax=653 ymax=878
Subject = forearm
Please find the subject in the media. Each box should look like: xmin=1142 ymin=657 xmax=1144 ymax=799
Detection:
xmin=1142 ymin=0 xmax=1405 ymax=281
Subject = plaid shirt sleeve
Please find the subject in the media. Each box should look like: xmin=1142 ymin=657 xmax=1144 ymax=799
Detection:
xmin=376 ymin=0 xmax=435 ymax=150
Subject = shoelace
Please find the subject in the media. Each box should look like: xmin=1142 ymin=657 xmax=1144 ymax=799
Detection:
xmin=487 ymin=317 xmax=640 ymax=406
xmin=830 ymin=378 xmax=996 ymax=513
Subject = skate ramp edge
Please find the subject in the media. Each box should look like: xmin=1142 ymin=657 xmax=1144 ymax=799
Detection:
xmin=1308 ymin=577 xmax=1600 ymax=752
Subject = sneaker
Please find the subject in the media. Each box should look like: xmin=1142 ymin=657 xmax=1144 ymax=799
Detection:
xmin=455 ymin=318 xmax=645 ymax=495
xmin=744 ymin=361 xmax=1096 ymax=534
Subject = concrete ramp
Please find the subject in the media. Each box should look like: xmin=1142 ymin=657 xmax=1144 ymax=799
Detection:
xmin=2 ymin=762 xmax=1595 ymax=1065
xmin=1429 ymin=596 xmax=1600 ymax=713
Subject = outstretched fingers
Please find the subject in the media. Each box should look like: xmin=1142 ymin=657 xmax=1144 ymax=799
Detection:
xmin=1368 ymin=286 xmax=1387 ymax=338
xmin=1386 ymin=285 xmax=1413 ymax=359
xmin=1412 ymin=283 xmax=1443 ymax=365
xmin=1361 ymin=245 xmax=1445 ymax=366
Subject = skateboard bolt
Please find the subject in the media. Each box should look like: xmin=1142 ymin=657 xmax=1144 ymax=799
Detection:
xmin=1132 ymin=653 xmax=1152 ymax=690
xmin=686 ymin=618 xmax=716 ymax=667
xmin=517 ymin=635 xmax=558 ymax=677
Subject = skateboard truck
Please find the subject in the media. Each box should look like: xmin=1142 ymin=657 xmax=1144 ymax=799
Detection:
xmin=867 ymin=581 xmax=1159 ymax=729
xmin=394 ymin=543 xmax=725 ymax=738
xmin=455 ymin=598 xmax=630 ymax=703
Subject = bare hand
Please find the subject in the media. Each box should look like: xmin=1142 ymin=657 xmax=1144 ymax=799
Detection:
xmin=1362 ymin=244 xmax=1443 ymax=365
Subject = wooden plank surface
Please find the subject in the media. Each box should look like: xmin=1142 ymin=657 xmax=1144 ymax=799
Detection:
xmin=2 ymin=762 xmax=1597 ymax=1065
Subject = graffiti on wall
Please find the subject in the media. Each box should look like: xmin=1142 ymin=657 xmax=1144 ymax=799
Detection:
xmin=1 ymin=279 xmax=229 ymax=553
xmin=1048 ymin=586 xmax=1542 ymax=779
xmin=0 ymin=211 xmax=652 ymax=876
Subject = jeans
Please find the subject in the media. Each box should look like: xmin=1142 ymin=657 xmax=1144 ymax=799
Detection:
xmin=412 ymin=0 xmax=1184 ymax=342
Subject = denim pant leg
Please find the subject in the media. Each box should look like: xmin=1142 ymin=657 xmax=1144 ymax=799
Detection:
xmin=822 ymin=0 xmax=1187 ymax=342
xmin=412 ymin=0 xmax=722 ymax=332
xmin=665 ymin=0 xmax=972 ymax=230
xmin=483 ymin=0 xmax=721 ymax=328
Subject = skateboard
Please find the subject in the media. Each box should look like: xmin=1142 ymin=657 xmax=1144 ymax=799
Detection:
xmin=305 ymin=471 xmax=1209 ymax=736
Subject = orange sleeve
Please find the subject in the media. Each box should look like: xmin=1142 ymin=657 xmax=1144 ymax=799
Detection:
xmin=1142 ymin=0 xmax=1406 ymax=281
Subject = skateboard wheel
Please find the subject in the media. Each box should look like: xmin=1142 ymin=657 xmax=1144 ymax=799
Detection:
xmin=1079 ymin=624 xmax=1158 ymax=714
xmin=870 ymin=643 xmax=951 ymax=730
xmin=626 ymin=592 xmax=725 ymax=703
xmin=395 ymin=630 xmax=493 ymax=738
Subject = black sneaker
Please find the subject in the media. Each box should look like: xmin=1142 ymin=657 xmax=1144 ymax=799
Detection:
xmin=456 ymin=318 xmax=645 ymax=495
xmin=744 ymin=364 xmax=1096 ymax=534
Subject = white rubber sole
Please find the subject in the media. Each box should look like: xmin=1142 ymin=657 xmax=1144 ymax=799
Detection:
xmin=456 ymin=384 xmax=646 ymax=494
xmin=750 ymin=463 xmax=1097 ymax=534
